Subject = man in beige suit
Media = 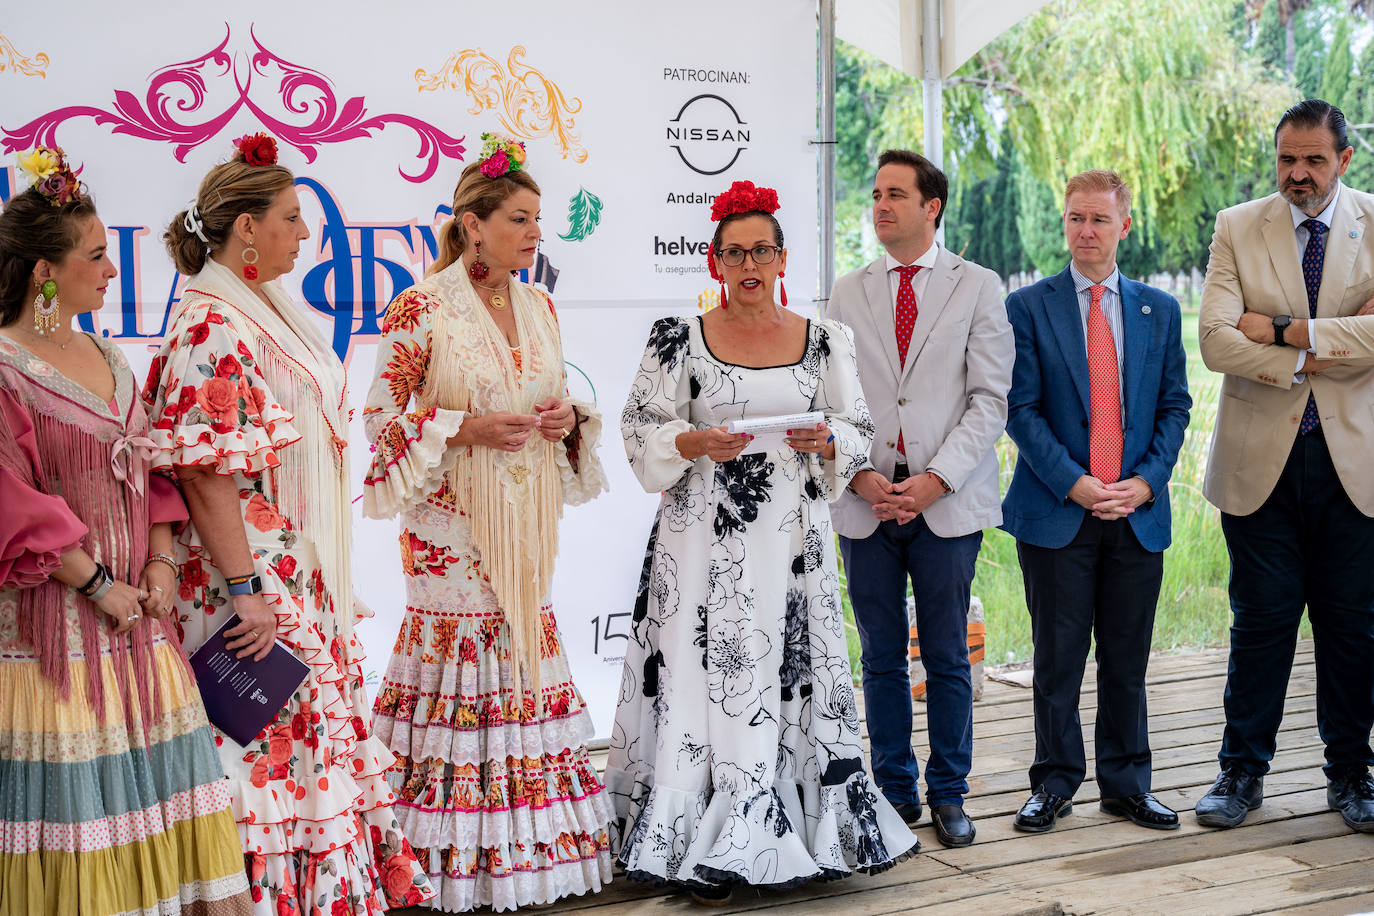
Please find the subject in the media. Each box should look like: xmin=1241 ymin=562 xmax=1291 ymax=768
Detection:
xmin=1197 ymin=99 xmax=1374 ymax=833
xmin=826 ymin=149 xmax=1013 ymax=847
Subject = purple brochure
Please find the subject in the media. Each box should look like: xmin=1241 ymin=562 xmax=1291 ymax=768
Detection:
xmin=187 ymin=614 xmax=309 ymax=746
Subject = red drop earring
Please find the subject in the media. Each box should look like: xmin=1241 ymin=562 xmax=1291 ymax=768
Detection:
xmin=241 ymin=245 xmax=259 ymax=281
xmin=468 ymin=240 xmax=490 ymax=281
xmin=778 ymin=269 xmax=787 ymax=307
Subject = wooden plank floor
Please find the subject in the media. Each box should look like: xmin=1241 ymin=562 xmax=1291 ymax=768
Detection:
xmin=398 ymin=640 xmax=1374 ymax=915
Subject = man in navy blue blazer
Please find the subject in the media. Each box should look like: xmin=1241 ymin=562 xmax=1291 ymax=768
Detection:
xmin=1002 ymin=170 xmax=1192 ymax=833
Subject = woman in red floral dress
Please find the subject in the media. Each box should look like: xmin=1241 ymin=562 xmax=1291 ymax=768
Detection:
xmin=142 ymin=135 xmax=433 ymax=915
xmin=361 ymin=136 xmax=614 ymax=911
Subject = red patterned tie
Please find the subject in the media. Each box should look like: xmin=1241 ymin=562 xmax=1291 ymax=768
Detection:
xmin=1087 ymin=284 xmax=1122 ymax=483
xmin=894 ymin=265 xmax=922 ymax=456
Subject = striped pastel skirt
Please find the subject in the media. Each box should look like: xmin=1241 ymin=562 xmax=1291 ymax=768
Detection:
xmin=0 ymin=622 xmax=252 ymax=916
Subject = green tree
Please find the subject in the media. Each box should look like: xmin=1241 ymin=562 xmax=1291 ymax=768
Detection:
xmin=1318 ymin=16 xmax=1354 ymax=107
xmin=1293 ymin=8 xmax=1325 ymax=95
xmin=943 ymin=132 xmax=1031 ymax=279
xmin=1255 ymin=0 xmax=1287 ymax=71
xmin=1343 ymin=37 xmax=1374 ymax=192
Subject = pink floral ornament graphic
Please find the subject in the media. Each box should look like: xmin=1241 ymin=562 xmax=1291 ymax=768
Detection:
xmin=1 ymin=26 xmax=465 ymax=182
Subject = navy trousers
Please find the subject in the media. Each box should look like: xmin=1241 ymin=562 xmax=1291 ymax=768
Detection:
xmin=1219 ymin=428 xmax=1374 ymax=779
xmin=1017 ymin=514 xmax=1163 ymax=799
xmin=840 ymin=516 xmax=981 ymax=807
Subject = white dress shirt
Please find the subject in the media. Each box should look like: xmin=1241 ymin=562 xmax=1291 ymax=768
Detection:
xmin=882 ymin=242 xmax=946 ymax=486
xmin=1070 ymin=262 xmax=1126 ymax=423
xmin=1289 ymin=181 xmax=1341 ymax=375
xmin=884 ymin=243 xmax=941 ymax=316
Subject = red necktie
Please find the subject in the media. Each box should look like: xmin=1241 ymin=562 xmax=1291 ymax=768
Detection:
xmin=894 ymin=265 xmax=922 ymax=456
xmin=1087 ymin=284 xmax=1122 ymax=483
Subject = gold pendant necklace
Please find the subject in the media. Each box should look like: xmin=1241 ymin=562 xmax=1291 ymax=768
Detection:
xmin=472 ymin=276 xmax=511 ymax=309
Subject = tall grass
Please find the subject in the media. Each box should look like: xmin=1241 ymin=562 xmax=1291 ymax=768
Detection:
xmin=836 ymin=313 xmax=1295 ymax=669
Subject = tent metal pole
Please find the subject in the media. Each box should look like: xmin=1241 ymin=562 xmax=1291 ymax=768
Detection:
xmin=922 ymin=0 xmax=944 ymax=243
xmin=818 ymin=0 xmax=837 ymax=308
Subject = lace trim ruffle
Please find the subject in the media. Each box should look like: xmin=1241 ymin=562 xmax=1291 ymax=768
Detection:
xmin=362 ymin=407 xmax=465 ymax=520
xmin=556 ymin=398 xmax=609 ymax=508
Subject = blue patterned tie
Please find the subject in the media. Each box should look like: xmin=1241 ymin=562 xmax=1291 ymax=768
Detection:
xmin=1299 ymin=218 xmax=1326 ymax=435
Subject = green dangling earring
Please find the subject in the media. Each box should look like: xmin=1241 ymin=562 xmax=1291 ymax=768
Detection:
xmin=33 ymin=279 xmax=59 ymax=336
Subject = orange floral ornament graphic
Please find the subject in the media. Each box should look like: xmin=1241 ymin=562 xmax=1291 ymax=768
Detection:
xmin=0 ymin=32 xmax=48 ymax=78
xmin=415 ymin=46 xmax=587 ymax=163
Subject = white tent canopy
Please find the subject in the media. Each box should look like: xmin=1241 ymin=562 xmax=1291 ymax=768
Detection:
xmin=816 ymin=0 xmax=1052 ymax=294
xmin=836 ymin=0 xmax=1052 ymax=79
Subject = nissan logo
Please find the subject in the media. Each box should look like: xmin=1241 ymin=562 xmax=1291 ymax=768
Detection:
xmin=666 ymin=94 xmax=750 ymax=176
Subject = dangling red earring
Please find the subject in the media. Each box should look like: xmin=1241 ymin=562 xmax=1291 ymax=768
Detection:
xmin=707 ymin=243 xmax=727 ymax=309
xmin=468 ymin=240 xmax=490 ymax=281
xmin=778 ymin=269 xmax=787 ymax=308
xmin=241 ymin=245 xmax=259 ymax=281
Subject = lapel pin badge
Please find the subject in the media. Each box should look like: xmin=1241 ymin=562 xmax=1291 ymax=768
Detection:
xmin=1351 ymin=230 xmax=1360 ymax=239
xmin=1141 ymin=305 xmax=1152 ymax=315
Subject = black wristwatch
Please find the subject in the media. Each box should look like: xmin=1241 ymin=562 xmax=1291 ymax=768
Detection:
xmin=1272 ymin=314 xmax=1292 ymax=347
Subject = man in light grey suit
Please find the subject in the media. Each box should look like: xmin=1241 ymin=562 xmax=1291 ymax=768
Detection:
xmin=825 ymin=149 xmax=1014 ymax=847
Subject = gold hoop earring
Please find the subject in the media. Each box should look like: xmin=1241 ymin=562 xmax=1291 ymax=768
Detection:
xmin=33 ymin=279 xmax=59 ymax=336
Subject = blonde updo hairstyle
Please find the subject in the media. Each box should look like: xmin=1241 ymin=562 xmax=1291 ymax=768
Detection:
xmin=164 ymin=156 xmax=295 ymax=275
xmin=428 ymin=161 xmax=541 ymax=277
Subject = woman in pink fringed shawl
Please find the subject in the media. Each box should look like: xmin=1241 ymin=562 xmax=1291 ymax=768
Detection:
xmin=0 ymin=154 xmax=252 ymax=913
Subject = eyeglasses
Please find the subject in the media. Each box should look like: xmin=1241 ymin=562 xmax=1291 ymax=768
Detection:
xmin=716 ymin=245 xmax=783 ymax=267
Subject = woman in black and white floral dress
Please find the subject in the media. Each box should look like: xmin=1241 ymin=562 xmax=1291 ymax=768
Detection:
xmin=606 ymin=182 xmax=919 ymax=903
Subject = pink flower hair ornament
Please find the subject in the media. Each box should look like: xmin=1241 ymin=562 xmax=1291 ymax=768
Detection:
xmin=477 ymin=132 xmax=527 ymax=178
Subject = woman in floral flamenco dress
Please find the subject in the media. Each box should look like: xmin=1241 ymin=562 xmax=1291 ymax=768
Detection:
xmin=142 ymin=134 xmax=432 ymax=914
xmin=362 ymin=136 xmax=614 ymax=912
xmin=608 ymin=181 xmax=920 ymax=905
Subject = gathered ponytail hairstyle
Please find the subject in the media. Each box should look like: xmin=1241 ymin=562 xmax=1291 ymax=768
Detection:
xmin=428 ymin=161 xmax=541 ymax=277
xmin=164 ymin=156 xmax=295 ymax=275
xmin=0 ymin=188 xmax=98 ymax=327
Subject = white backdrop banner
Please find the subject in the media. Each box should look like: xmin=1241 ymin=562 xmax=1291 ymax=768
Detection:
xmin=0 ymin=1 xmax=820 ymax=739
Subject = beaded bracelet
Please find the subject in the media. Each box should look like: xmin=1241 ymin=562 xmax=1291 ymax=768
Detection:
xmin=144 ymin=553 xmax=179 ymax=578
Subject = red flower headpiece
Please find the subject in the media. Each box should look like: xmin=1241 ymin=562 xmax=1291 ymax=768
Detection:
xmin=709 ymin=180 xmax=781 ymax=222
xmin=233 ymin=132 xmax=279 ymax=167
xmin=706 ymin=180 xmax=782 ymax=284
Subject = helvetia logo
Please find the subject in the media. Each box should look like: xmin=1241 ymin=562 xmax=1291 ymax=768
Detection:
xmin=666 ymin=94 xmax=750 ymax=176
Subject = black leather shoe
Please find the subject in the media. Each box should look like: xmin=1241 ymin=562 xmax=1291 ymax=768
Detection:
xmin=1195 ymin=767 xmax=1263 ymax=828
xmin=1327 ymin=769 xmax=1374 ymax=833
xmin=1012 ymin=787 xmax=1073 ymax=833
xmin=930 ymin=803 xmax=976 ymax=847
xmin=891 ymin=800 xmax=923 ymax=826
xmin=1100 ymin=792 xmax=1180 ymax=830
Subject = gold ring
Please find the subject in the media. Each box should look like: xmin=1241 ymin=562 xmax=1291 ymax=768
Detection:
xmin=560 ymin=427 xmax=571 ymax=440
xmin=249 ymin=630 xmax=259 ymax=639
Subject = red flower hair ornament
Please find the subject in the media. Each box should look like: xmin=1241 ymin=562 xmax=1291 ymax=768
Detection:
xmin=709 ymin=180 xmax=781 ymax=221
xmin=233 ymin=132 xmax=279 ymax=166
xmin=705 ymin=180 xmax=784 ymax=309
